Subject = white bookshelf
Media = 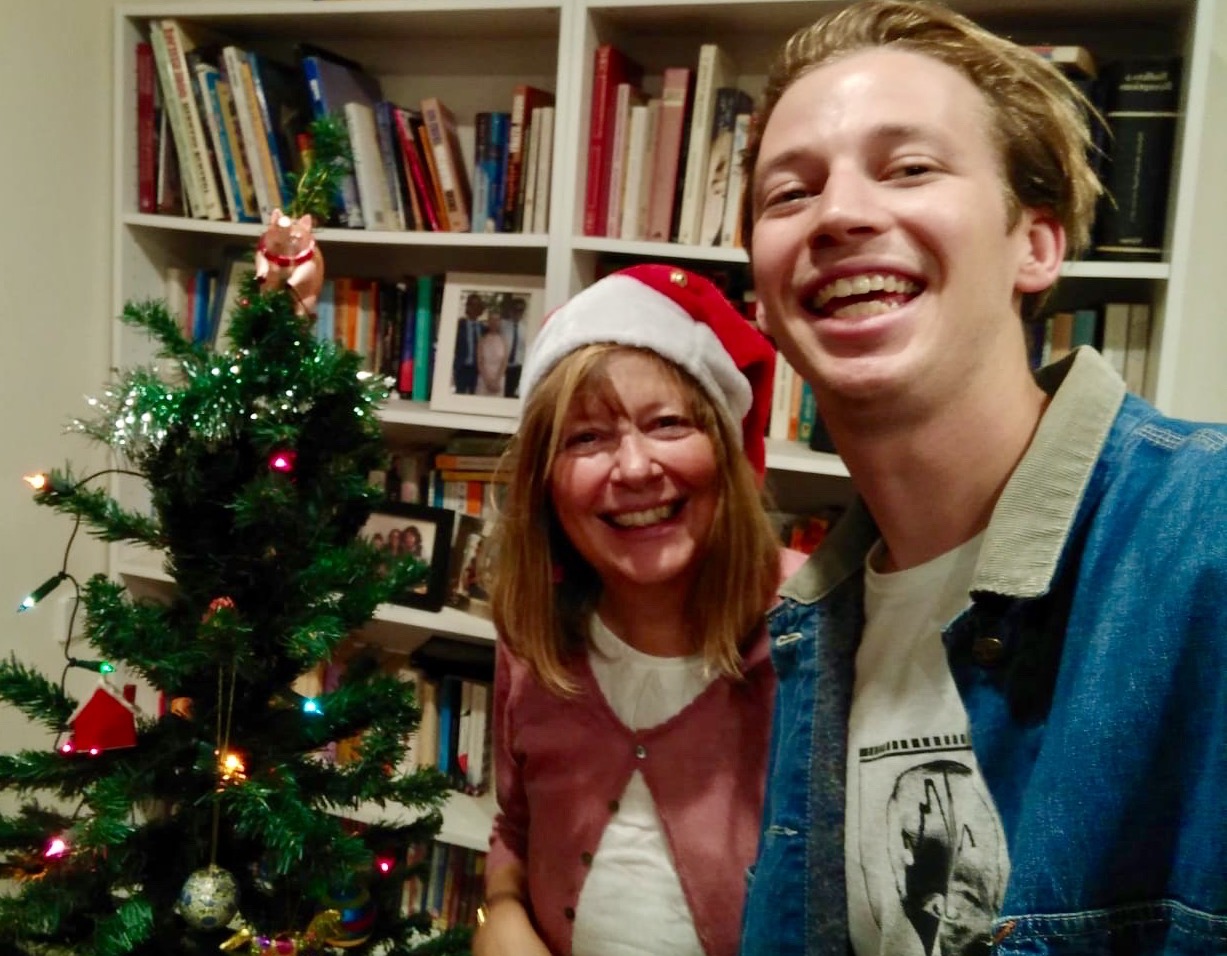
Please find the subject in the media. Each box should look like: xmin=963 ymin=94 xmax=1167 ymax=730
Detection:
xmin=111 ymin=0 xmax=1226 ymax=852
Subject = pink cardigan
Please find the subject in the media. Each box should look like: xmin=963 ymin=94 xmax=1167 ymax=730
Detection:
xmin=487 ymin=627 xmax=775 ymax=956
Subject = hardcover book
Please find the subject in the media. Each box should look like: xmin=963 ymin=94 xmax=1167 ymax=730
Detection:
xmin=1093 ymin=57 xmax=1182 ymax=261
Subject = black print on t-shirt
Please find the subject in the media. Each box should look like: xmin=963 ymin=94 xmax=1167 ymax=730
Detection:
xmin=856 ymin=742 xmax=1007 ymax=956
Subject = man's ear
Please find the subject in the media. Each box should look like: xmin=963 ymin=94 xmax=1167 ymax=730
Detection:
xmin=1015 ymin=210 xmax=1066 ymax=295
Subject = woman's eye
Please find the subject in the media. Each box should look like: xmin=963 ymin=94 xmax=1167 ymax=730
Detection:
xmin=563 ymin=430 xmax=601 ymax=449
xmin=651 ymin=414 xmax=693 ymax=434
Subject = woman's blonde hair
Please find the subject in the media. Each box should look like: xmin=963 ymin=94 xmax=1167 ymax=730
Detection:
xmin=487 ymin=344 xmax=780 ymax=696
xmin=741 ymin=0 xmax=1103 ymax=283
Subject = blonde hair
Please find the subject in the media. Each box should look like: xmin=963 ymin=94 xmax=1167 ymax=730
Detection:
xmin=742 ymin=0 xmax=1102 ymax=275
xmin=488 ymin=344 xmax=780 ymax=696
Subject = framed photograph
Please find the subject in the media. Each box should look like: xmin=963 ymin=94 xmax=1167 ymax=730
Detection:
xmin=359 ymin=502 xmax=455 ymax=612
xmin=446 ymin=514 xmax=493 ymax=620
xmin=429 ymin=271 xmax=546 ymax=417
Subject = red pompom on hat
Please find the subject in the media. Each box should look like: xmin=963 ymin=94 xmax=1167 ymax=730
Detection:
xmin=520 ymin=264 xmax=776 ymax=478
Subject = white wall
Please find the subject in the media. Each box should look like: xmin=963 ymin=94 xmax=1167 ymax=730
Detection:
xmin=0 ymin=1 xmax=112 ymax=764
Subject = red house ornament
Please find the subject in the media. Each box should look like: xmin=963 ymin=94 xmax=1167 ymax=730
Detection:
xmin=65 ymin=680 xmax=139 ymax=755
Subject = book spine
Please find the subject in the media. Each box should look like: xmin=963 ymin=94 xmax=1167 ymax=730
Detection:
xmin=373 ymin=101 xmax=409 ymax=231
xmin=531 ymin=107 xmax=555 ymax=234
xmin=604 ymin=83 xmax=636 ymax=237
xmin=470 ymin=112 xmax=492 ymax=234
xmin=698 ymin=87 xmax=745 ymax=246
xmin=676 ymin=44 xmax=732 ymax=245
xmin=1123 ymin=303 xmax=1152 ymax=394
xmin=159 ymin=20 xmax=224 ymax=219
xmin=487 ymin=112 xmax=510 ymax=233
xmin=519 ymin=108 xmax=541 ymax=234
xmin=197 ymin=65 xmax=243 ymax=223
xmin=220 ymin=46 xmax=272 ymax=221
xmin=136 ymin=41 xmax=157 ymax=214
xmin=241 ymin=57 xmax=282 ymax=221
xmin=397 ymin=279 xmax=417 ymax=396
xmin=214 ymin=75 xmax=259 ymax=221
xmin=1099 ymin=301 xmax=1130 ymax=379
xmin=345 ymin=102 xmax=396 ymax=231
xmin=421 ymin=98 xmax=471 ymax=232
xmin=147 ymin=22 xmax=203 ymax=217
xmin=644 ymin=68 xmax=692 ymax=242
xmin=719 ymin=111 xmax=752 ymax=248
xmin=246 ymin=51 xmax=290 ymax=210
xmin=583 ymin=45 xmax=616 ymax=236
xmin=416 ymin=104 xmax=454 ymax=231
xmin=1093 ymin=58 xmax=1181 ymax=260
xmin=412 ymin=275 xmax=435 ymax=401
xmin=300 ymin=56 xmax=364 ymax=228
xmin=395 ymin=108 xmax=440 ymax=231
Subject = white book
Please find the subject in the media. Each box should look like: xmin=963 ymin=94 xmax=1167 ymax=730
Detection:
xmin=675 ymin=43 xmax=734 ymax=245
xmin=1099 ymin=302 xmax=1130 ymax=380
xmin=769 ymin=359 xmax=794 ymax=441
xmin=344 ymin=102 xmax=396 ymax=231
xmin=532 ymin=106 xmax=556 ymax=234
xmin=719 ymin=112 xmax=752 ymax=248
xmin=604 ymin=83 xmax=639 ymax=237
xmin=1123 ymin=303 xmax=1152 ymax=396
xmin=520 ymin=107 xmax=542 ymax=234
xmin=466 ymin=682 xmax=490 ymax=791
xmin=619 ymin=104 xmax=651 ymax=240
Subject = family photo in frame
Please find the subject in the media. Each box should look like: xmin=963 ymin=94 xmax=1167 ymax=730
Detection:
xmin=358 ymin=502 xmax=455 ymax=612
xmin=429 ymin=272 xmax=546 ymax=417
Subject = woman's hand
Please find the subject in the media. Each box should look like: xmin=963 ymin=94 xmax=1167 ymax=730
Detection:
xmin=473 ymin=895 xmax=553 ymax=956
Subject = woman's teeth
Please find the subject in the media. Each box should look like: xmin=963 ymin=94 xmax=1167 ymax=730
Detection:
xmin=609 ymin=503 xmax=675 ymax=528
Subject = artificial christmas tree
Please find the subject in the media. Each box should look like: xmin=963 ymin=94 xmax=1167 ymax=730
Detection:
xmin=0 ymin=121 xmax=469 ymax=956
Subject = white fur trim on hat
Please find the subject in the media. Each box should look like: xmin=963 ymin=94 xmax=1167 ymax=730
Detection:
xmin=520 ymin=275 xmax=752 ymax=441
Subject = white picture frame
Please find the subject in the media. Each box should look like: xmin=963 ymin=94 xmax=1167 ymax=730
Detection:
xmin=429 ymin=271 xmax=546 ymax=417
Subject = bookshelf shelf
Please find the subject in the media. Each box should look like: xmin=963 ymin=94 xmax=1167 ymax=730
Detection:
xmin=124 ymin=213 xmax=549 ymax=249
xmin=765 ymin=442 xmax=848 ymax=478
xmin=378 ymin=399 xmax=519 ymax=434
xmin=349 ymin=790 xmax=496 ymax=854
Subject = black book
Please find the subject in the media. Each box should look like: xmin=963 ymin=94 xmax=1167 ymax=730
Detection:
xmin=1092 ymin=56 xmax=1182 ymax=261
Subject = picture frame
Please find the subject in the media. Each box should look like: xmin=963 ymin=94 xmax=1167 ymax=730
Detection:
xmin=359 ymin=502 xmax=455 ymax=612
xmin=429 ymin=271 xmax=546 ymax=418
xmin=445 ymin=513 xmax=493 ymax=620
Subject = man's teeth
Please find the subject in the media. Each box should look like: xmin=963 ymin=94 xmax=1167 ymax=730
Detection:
xmin=830 ymin=299 xmax=905 ymax=319
xmin=813 ymin=273 xmax=919 ymax=308
xmin=610 ymin=504 xmax=675 ymax=528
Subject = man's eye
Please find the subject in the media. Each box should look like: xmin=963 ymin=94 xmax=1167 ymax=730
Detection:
xmin=889 ymin=163 xmax=935 ymax=179
xmin=764 ymin=187 xmax=810 ymax=208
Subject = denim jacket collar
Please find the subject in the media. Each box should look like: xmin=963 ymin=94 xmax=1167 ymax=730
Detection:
xmin=778 ymin=346 xmax=1127 ymax=607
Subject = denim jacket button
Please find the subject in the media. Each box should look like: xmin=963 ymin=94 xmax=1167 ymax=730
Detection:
xmin=973 ymin=636 xmax=1006 ymax=666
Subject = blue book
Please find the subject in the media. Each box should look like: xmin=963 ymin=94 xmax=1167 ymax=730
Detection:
xmin=314 ymin=279 xmax=335 ymax=344
xmin=486 ymin=111 xmax=511 ymax=233
xmin=298 ymin=47 xmax=383 ymax=228
xmin=1072 ymin=307 xmax=1100 ymax=350
xmin=397 ymin=279 xmax=417 ymax=396
xmin=247 ymin=50 xmax=310 ymax=211
xmin=200 ymin=66 xmax=257 ymax=222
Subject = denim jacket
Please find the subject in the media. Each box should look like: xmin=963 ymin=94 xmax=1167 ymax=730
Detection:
xmin=741 ymin=347 xmax=1227 ymax=955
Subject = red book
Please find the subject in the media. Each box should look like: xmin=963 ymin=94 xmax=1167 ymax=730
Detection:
xmin=136 ymin=41 xmax=157 ymax=213
xmin=392 ymin=105 xmax=441 ymax=231
xmin=583 ymin=44 xmax=643 ymax=236
xmin=644 ymin=67 xmax=693 ymax=242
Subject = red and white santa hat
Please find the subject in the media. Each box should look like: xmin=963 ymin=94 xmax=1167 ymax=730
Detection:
xmin=520 ymin=264 xmax=775 ymax=478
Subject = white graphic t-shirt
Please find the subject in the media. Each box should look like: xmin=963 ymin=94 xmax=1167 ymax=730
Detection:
xmin=847 ymin=533 xmax=1010 ymax=956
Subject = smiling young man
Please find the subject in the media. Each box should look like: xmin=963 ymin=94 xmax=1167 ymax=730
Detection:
xmin=738 ymin=3 xmax=1227 ymax=955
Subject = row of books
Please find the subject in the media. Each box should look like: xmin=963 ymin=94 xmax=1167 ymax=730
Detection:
xmin=583 ymin=41 xmax=752 ymax=248
xmin=139 ymin=18 xmax=555 ymax=234
xmin=139 ymin=20 xmax=310 ymax=223
xmin=404 ymin=842 xmax=487 ymax=932
xmin=377 ymin=437 xmax=510 ymax=525
xmin=1030 ymin=302 xmax=1153 ymax=395
xmin=324 ymin=638 xmax=495 ymax=796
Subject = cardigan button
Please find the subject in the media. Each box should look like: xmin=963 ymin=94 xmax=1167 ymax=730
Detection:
xmin=972 ymin=636 xmax=1006 ymax=667
xmin=607 ymin=799 xmax=620 ymax=813
xmin=580 ymin=851 xmax=593 ymax=866
xmin=564 ymin=906 xmax=576 ymax=921
xmin=634 ymin=744 xmax=647 ymax=759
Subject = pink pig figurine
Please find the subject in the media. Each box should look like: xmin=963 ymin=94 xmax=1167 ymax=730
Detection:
xmin=254 ymin=209 xmax=325 ymax=317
